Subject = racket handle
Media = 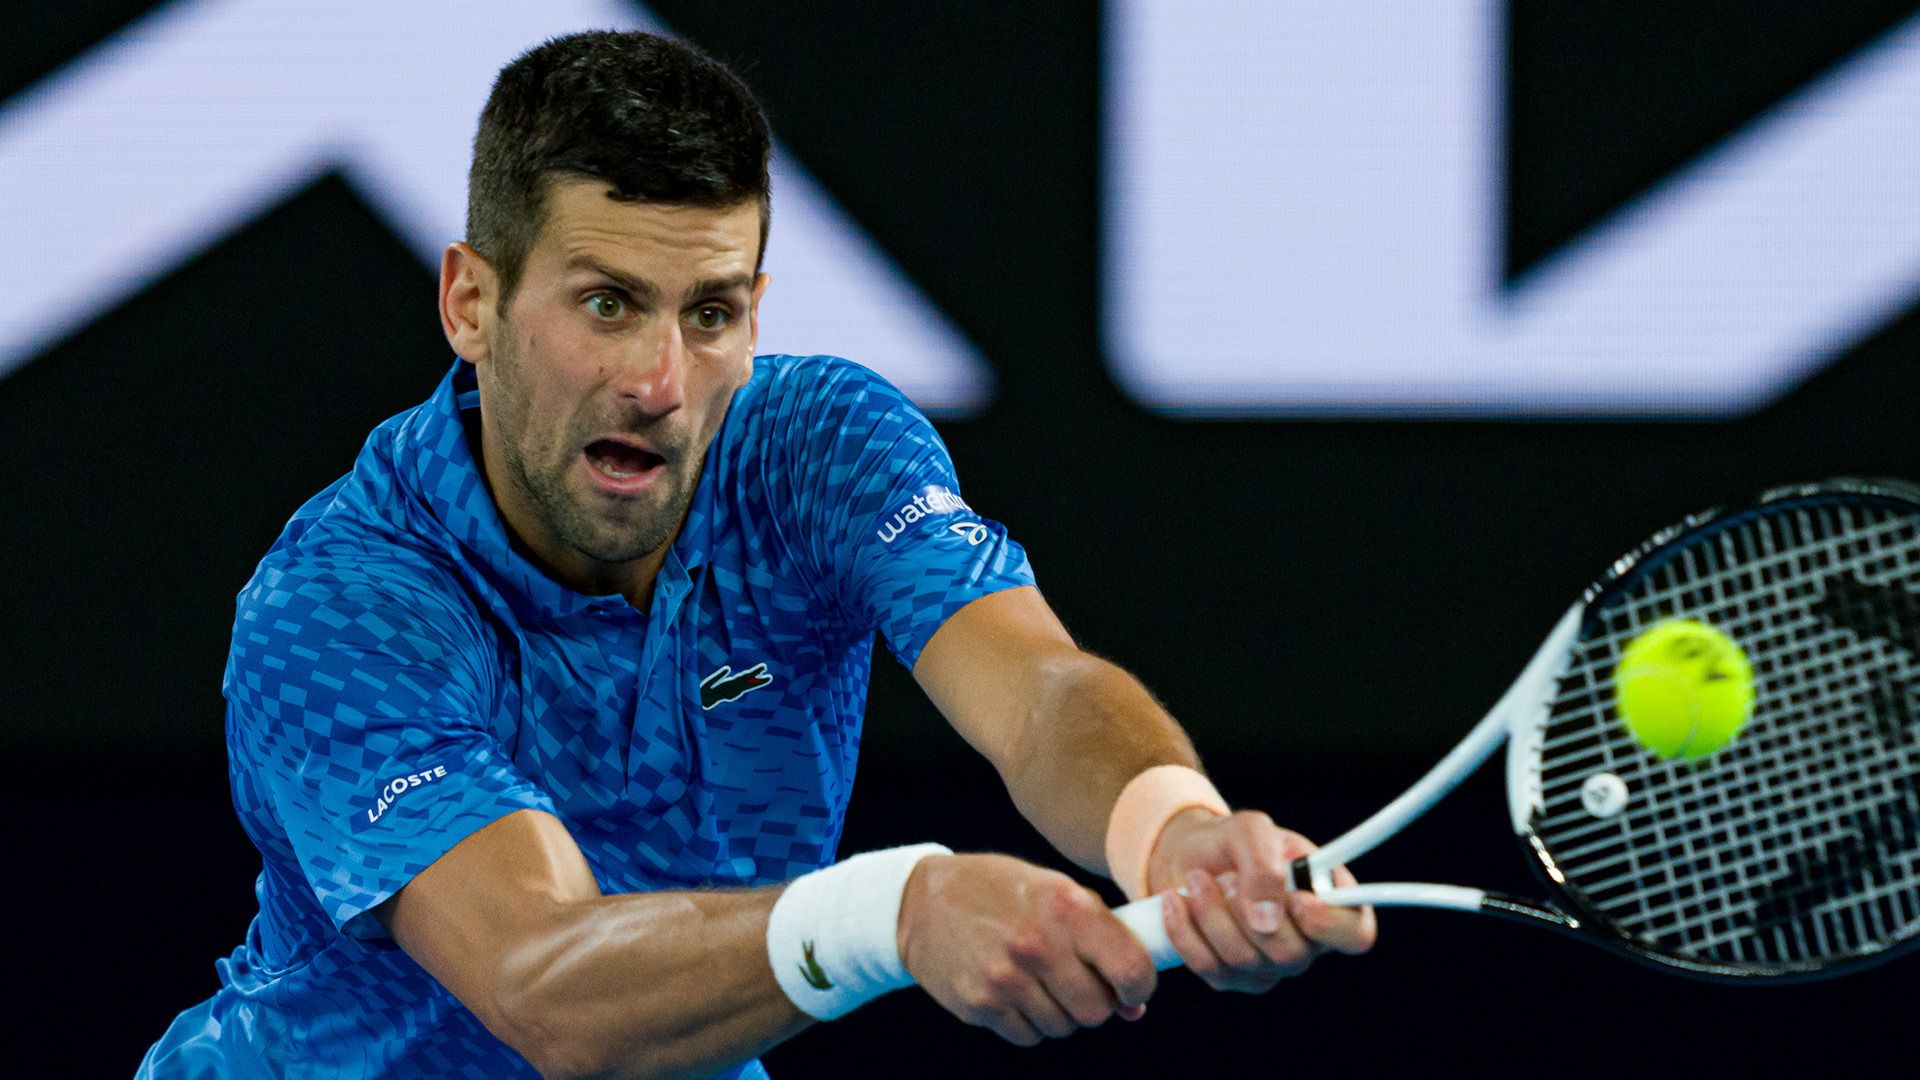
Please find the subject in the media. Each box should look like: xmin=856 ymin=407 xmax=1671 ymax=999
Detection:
xmin=1112 ymin=896 xmax=1184 ymax=971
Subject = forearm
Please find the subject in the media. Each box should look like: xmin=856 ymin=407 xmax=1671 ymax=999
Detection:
xmin=493 ymin=886 xmax=807 ymax=1080
xmin=1000 ymin=653 xmax=1201 ymax=874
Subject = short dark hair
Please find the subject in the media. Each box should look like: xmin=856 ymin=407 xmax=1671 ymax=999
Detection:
xmin=467 ymin=31 xmax=772 ymax=302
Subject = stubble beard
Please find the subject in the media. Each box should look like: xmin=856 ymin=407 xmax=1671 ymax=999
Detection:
xmin=488 ymin=327 xmax=702 ymax=569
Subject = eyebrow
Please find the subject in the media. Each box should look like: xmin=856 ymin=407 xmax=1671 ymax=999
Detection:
xmin=565 ymin=256 xmax=752 ymax=303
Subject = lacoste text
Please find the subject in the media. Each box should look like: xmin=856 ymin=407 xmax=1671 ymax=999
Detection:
xmin=366 ymin=765 xmax=450 ymax=825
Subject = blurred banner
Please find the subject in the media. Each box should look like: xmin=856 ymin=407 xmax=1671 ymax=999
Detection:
xmin=0 ymin=0 xmax=991 ymax=411
xmin=9 ymin=2 xmax=1915 ymax=419
xmin=1106 ymin=1 xmax=1920 ymax=415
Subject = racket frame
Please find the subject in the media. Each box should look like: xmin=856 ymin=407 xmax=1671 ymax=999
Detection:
xmin=1116 ymin=478 xmax=1920 ymax=982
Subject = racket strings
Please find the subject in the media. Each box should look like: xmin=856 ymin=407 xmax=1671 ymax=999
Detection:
xmin=1610 ymin=507 xmax=1920 ymax=960
xmin=1531 ymin=498 xmax=1920 ymax=970
xmin=1650 ymin=511 xmax=1920 ymax=959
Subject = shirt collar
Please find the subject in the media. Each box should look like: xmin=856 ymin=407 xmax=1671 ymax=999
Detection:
xmin=401 ymin=359 xmax=718 ymax=626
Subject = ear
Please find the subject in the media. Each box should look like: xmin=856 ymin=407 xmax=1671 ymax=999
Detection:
xmin=439 ymin=243 xmax=500 ymax=363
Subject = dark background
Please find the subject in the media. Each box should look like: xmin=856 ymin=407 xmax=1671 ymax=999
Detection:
xmin=6 ymin=2 xmax=1919 ymax=1075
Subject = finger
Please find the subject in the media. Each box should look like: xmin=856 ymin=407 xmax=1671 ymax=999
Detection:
xmin=1014 ymin=979 xmax=1080 ymax=1040
xmin=1159 ymin=888 xmax=1226 ymax=977
xmin=1224 ymin=812 xmax=1298 ymax=908
xmin=1042 ymin=957 xmax=1129 ymax=1029
xmin=980 ymin=1006 xmax=1043 ymax=1048
xmin=1182 ymin=870 xmax=1276 ymax=991
xmin=1291 ymin=862 xmax=1379 ymax=956
xmin=1222 ymin=827 xmax=1316 ymax=971
xmin=1074 ymin=911 xmax=1158 ymax=1010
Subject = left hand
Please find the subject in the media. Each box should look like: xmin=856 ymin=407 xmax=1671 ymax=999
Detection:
xmin=1146 ymin=807 xmax=1377 ymax=993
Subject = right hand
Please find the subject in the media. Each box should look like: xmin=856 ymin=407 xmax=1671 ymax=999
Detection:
xmin=896 ymin=853 xmax=1157 ymax=1046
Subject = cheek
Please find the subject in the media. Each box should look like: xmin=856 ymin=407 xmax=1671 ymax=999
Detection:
xmin=503 ymin=332 xmax=588 ymax=447
xmin=695 ymin=351 xmax=750 ymax=409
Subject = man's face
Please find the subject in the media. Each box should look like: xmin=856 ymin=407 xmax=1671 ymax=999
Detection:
xmin=475 ymin=180 xmax=766 ymax=590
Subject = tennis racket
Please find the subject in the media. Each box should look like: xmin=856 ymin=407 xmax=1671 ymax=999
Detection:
xmin=1113 ymin=477 xmax=1920 ymax=982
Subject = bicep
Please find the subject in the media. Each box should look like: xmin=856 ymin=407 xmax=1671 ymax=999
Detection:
xmin=376 ymin=808 xmax=601 ymax=1019
xmin=912 ymin=585 xmax=1081 ymax=766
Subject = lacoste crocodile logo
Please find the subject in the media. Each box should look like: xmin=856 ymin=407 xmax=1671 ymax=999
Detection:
xmin=799 ymin=940 xmax=832 ymax=991
xmin=700 ymin=662 xmax=774 ymax=709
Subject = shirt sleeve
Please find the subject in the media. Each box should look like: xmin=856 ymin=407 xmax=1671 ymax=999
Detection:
xmin=224 ymin=557 xmax=555 ymax=939
xmin=757 ymin=358 xmax=1036 ymax=668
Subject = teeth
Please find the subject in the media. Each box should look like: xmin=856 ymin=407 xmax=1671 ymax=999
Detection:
xmin=594 ymin=459 xmax=637 ymax=479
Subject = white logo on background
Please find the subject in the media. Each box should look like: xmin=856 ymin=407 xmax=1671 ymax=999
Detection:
xmin=1106 ymin=1 xmax=1920 ymax=415
xmin=948 ymin=521 xmax=989 ymax=546
xmin=875 ymin=486 xmax=972 ymax=543
xmin=364 ymin=764 xmax=450 ymax=825
xmin=0 ymin=0 xmax=991 ymax=413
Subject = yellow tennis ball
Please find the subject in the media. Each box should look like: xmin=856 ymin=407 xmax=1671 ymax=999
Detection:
xmin=1615 ymin=619 xmax=1754 ymax=761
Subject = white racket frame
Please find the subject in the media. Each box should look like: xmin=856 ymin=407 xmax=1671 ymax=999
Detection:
xmin=1113 ymin=603 xmax=1585 ymax=971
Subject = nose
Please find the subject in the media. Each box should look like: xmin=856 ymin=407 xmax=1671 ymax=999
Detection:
xmin=615 ymin=318 xmax=687 ymax=416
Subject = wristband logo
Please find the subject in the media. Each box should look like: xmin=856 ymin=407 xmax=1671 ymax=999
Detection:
xmin=799 ymin=940 xmax=833 ymax=991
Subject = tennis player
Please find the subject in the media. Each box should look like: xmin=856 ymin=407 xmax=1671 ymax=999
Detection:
xmin=137 ymin=30 xmax=1373 ymax=1080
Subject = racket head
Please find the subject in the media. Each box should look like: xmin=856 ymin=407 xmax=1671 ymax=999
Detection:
xmin=1505 ymin=478 xmax=1920 ymax=981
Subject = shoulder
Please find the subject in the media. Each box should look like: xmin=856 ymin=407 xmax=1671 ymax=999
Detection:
xmin=249 ymin=398 xmax=478 ymax=629
xmin=231 ymin=551 xmax=488 ymax=683
xmin=724 ymin=354 xmax=943 ymax=473
xmin=236 ymin=422 xmax=489 ymax=672
xmin=732 ymin=354 xmax=925 ymax=428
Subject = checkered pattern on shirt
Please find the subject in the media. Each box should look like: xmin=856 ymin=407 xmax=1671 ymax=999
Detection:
xmin=138 ymin=354 xmax=1033 ymax=1080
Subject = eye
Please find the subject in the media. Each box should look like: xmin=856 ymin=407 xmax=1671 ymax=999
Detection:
xmin=691 ymin=306 xmax=730 ymax=331
xmin=586 ymin=293 xmax=628 ymax=320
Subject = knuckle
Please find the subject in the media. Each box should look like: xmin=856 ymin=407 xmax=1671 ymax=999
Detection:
xmin=982 ymin=959 xmax=1026 ymax=995
xmin=1005 ymin=932 xmax=1050 ymax=968
xmin=961 ymin=989 xmax=1001 ymax=1018
xmin=1044 ymin=883 xmax=1097 ymax=920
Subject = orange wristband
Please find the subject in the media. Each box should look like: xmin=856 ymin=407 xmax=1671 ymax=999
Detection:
xmin=1105 ymin=765 xmax=1229 ymax=901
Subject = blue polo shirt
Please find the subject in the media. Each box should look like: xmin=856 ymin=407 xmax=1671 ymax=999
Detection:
xmin=138 ymin=355 xmax=1034 ymax=1079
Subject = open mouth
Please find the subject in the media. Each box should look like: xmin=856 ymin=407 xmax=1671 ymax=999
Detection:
xmin=583 ymin=438 xmax=667 ymax=489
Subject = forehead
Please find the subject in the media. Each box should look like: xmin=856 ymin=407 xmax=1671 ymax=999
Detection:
xmin=529 ymin=178 xmax=761 ymax=281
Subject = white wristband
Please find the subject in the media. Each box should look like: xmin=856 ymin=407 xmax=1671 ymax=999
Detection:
xmin=765 ymin=843 xmax=952 ymax=1020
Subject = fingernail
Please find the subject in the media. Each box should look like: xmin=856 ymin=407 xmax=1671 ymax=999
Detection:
xmin=1186 ymin=869 xmax=1210 ymax=895
xmin=1249 ymin=900 xmax=1282 ymax=933
xmin=1120 ymin=1003 xmax=1148 ymax=1022
xmin=1217 ymin=872 xmax=1239 ymax=900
